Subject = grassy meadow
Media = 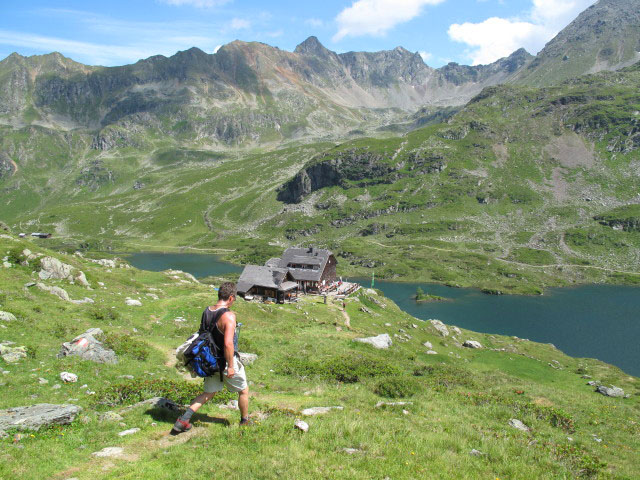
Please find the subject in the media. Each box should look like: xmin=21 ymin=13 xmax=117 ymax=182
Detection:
xmin=0 ymin=235 xmax=638 ymax=479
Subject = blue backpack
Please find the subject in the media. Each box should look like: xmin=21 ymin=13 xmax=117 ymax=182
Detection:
xmin=182 ymin=308 xmax=228 ymax=379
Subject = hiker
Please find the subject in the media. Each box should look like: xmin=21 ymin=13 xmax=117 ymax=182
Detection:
xmin=174 ymin=282 xmax=250 ymax=431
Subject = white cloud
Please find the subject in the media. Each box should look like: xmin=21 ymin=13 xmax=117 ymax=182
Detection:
xmin=418 ymin=51 xmax=432 ymax=63
xmin=265 ymin=29 xmax=284 ymax=38
xmin=448 ymin=0 xmax=596 ymax=65
xmin=333 ymin=0 xmax=445 ymax=42
xmin=230 ymin=18 xmax=251 ymax=29
xmin=159 ymin=0 xmax=231 ymax=7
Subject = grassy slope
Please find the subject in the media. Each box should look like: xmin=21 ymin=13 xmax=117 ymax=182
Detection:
xmin=1 ymin=235 xmax=638 ymax=479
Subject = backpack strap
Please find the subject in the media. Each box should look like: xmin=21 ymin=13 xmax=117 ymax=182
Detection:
xmin=200 ymin=307 xmax=230 ymax=382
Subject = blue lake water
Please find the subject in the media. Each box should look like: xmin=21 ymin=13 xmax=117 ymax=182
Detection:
xmin=126 ymin=252 xmax=639 ymax=376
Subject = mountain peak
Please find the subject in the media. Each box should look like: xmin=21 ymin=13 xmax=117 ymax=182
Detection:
xmin=294 ymin=36 xmax=332 ymax=56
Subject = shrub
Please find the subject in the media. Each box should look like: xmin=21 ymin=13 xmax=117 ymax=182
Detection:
xmin=89 ymin=306 xmax=120 ymax=322
xmin=374 ymin=377 xmax=418 ymax=398
xmin=7 ymin=247 xmax=25 ymax=265
xmin=416 ymin=364 xmax=477 ymax=391
xmin=100 ymin=332 xmax=151 ymax=361
xmin=277 ymin=353 xmax=399 ymax=383
xmin=50 ymin=321 xmax=72 ymax=339
xmin=95 ymin=378 xmax=234 ymax=407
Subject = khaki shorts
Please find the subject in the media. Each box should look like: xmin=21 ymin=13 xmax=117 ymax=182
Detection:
xmin=203 ymin=356 xmax=248 ymax=393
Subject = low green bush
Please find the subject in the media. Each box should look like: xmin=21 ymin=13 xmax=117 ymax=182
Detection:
xmin=89 ymin=306 xmax=120 ymax=322
xmin=277 ymin=353 xmax=399 ymax=383
xmin=100 ymin=332 xmax=152 ymax=361
xmin=94 ymin=378 xmax=235 ymax=407
xmin=414 ymin=364 xmax=477 ymax=391
xmin=374 ymin=377 xmax=419 ymax=398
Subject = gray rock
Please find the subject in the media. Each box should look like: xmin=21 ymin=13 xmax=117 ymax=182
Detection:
xmin=60 ymin=372 xmax=78 ymax=383
xmin=343 ymin=448 xmax=362 ymax=454
xmin=118 ymin=428 xmax=140 ymax=437
xmin=294 ymin=419 xmax=309 ymax=432
xmin=99 ymin=412 xmax=124 ymax=422
xmin=125 ymin=298 xmax=142 ymax=306
xmin=596 ymin=385 xmax=624 ymax=398
xmin=470 ymin=449 xmax=485 ymax=456
xmin=39 ymin=257 xmax=74 ymax=281
xmin=23 ymin=282 xmax=36 ymax=288
xmin=0 ymin=403 xmax=81 ymax=433
xmin=429 ymin=319 xmax=449 ymax=337
xmin=587 ymin=381 xmax=600 ymax=386
xmin=36 ymin=283 xmax=70 ymax=302
xmin=426 ymin=350 xmax=438 ymax=355
xmin=238 ymin=352 xmax=258 ymax=365
xmin=301 ymin=406 xmax=343 ymax=416
xmin=0 ymin=311 xmax=16 ymax=322
xmin=353 ymin=333 xmax=392 ymax=349
xmin=451 ymin=326 xmax=462 ymax=335
xmin=92 ymin=447 xmax=124 ymax=458
xmin=120 ymin=397 xmax=181 ymax=413
xmin=508 ymin=419 xmax=530 ymax=432
xmin=3 ymin=261 xmax=11 ymax=268
xmin=52 ymin=384 xmax=61 ymax=390
xmin=219 ymin=400 xmax=239 ymax=410
xmin=422 ymin=341 xmax=433 ymax=349
xmin=38 ymin=378 xmax=48 ymax=385
xmin=463 ymin=340 xmax=483 ymax=349
xmin=58 ymin=328 xmax=118 ymax=364
xmin=0 ymin=345 xmax=27 ymax=363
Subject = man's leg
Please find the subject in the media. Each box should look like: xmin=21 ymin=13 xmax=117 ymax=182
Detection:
xmin=238 ymin=387 xmax=249 ymax=422
xmin=174 ymin=391 xmax=216 ymax=432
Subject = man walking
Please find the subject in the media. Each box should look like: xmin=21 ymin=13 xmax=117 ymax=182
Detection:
xmin=173 ymin=282 xmax=250 ymax=432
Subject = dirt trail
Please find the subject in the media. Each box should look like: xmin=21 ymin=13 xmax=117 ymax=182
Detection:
xmin=341 ymin=309 xmax=351 ymax=328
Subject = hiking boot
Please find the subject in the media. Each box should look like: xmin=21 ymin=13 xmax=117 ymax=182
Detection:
xmin=173 ymin=418 xmax=192 ymax=433
xmin=239 ymin=417 xmax=253 ymax=426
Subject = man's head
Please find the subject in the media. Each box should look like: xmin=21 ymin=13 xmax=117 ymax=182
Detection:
xmin=218 ymin=282 xmax=237 ymax=303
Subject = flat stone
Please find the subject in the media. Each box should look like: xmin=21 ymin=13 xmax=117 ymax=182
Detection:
xmin=294 ymin=420 xmax=309 ymax=432
xmin=301 ymin=406 xmax=343 ymax=416
xmin=125 ymin=298 xmax=142 ymax=306
xmin=0 ymin=311 xmax=16 ymax=322
xmin=426 ymin=350 xmax=438 ymax=355
xmin=36 ymin=283 xmax=70 ymax=302
xmin=353 ymin=333 xmax=392 ymax=349
xmin=343 ymin=448 xmax=361 ymax=454
xmin=508 ymin=419 xmax=530 ymax=432
xmin=0 ymin=345 xmax=27 ymax=363
xmin=219 ymin=400 xmax=239 ymax=410
xmin=118 ymin=428 xmax=140 ymax=437
xmin=120 ymin=397 xmax=181 ymax=414
xmin=463 ymin=340 xmax=483 ymax=349
xmin=422 ymin=341 xmax=433 ymax=349
xmin=596 ymin=385 xmax=624 ymax=398
xmin=0 ymin=403 xmax=81 ymax=433
xmin=429 ymin=319 xmax=449 ymax=337
xmin=92 ymin=447 xmax=124 ymax=458
xmin=238 ymin=352 xmax=258 ymax=365
xmin=38 ymin=378 xmax=49 ymax=385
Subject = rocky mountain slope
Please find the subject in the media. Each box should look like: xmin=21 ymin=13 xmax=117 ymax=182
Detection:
xmin=513 ymin=0 xmax=640 ymax=86
xmin=0 ymin=37 xmax=531 ymax=147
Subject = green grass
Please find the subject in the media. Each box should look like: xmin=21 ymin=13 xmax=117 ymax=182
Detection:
xmin=0 ymin=236 xmax=638 ymax=479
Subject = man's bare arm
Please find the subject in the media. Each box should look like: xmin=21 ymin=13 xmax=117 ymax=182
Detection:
xmin=221 ymin=311 xmax=237 ymax=377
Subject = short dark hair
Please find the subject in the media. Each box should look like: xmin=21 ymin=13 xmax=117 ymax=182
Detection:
xmin=218 ymin=282 xmax=237 ymax=301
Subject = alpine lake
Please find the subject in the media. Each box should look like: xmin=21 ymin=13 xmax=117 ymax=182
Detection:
xmin=126 ymin=252 xmax=640 ymax=377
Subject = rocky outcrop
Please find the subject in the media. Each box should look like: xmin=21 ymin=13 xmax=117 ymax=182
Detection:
xmin=353 ymin=333 xmax=392 ymax=349
xmin=596 ymin=385 xmax=625 ymax=397
xmin=0 ymin=404 xmax=82 ymax=433
xmin=75 ymin=160 xmax=114 ymax=191
xmin=58 ymin=328 xmax=118 ymax=364
xmin=39 ymin=256 xmax=90 ymax=288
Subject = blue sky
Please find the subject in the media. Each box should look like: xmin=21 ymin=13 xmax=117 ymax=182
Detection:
xmin=0 ymin=0 xmax=596 ymax=68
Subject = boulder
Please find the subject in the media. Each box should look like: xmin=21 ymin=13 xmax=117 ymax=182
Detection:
xmin=463 ymin=340 xmax=483 ymax=349
xmin=429 ymin=319 xmax=449 ymax=337
xmin=294 ymin=420 xmax=309 ymax=432
xmin=58 ymin=328 xmax=118 ymax=364
xmin=353 ymin=334 xmax=392 ymax=349
xmin=39 ymin=257 xmax=74 ymax=281
xmin=0 ymin=404 xmax=81 ymax=433
xmin=301 ymin=406 xmax=343 ymax=416
xmin=238 ymin=352 xmax=258 ymax=365
xmin=125 ymin=298 xmax=142 ymax=307
xmin=36 ymin=283 xmax=70 ymax=302
xmin=423 ymin=341 xmax=433 ymax=349
xmin=508 ymin=418 xmax=530 ymax=432
xmin=0 ymin=311 xmax=16 ymax=322
xmin=92 ymin=259 xmax=116 ymax=268
xmin=596 ymin=385 xmax=624 ymax=398
xmin=451 ymin=326 xmax=462 ymax=335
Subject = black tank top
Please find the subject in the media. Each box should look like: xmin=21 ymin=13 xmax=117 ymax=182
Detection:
xmin=199 ymin=307 xmax=237 ymax=354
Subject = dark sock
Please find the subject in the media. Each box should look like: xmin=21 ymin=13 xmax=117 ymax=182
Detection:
xmin=180 ymin=408 xmax=195 ymax=422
